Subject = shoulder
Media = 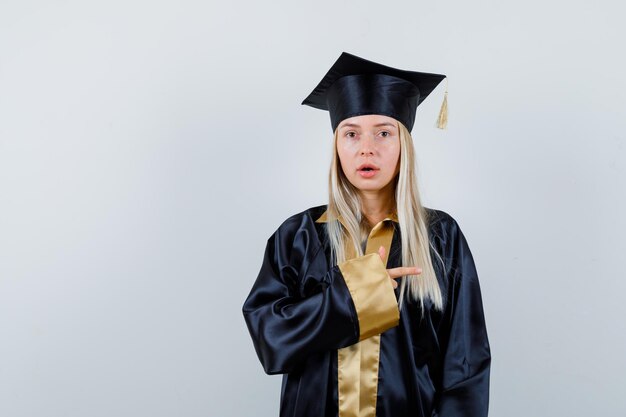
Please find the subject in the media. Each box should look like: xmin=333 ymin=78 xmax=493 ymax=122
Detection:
xmin=424 ymin=206 xmax=461 ymax=235
xmin=423 ymin=206 xmax=469 ymax=255
xmin=278 ymin=203 xmax=327 ymax=227
xmin=267 ymin=203 xmax=327 ymax=246
xmin=265 ymin=204 xmax=328 ymax=270
xmin=273 ymin=204 xmax=327 ymax=234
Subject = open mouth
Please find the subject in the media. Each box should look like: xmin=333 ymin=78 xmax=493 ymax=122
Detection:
xmin=357 ymin=166 xmax=379 ymax=178
xmin=357 ymin=163 xmax=380 ymax=172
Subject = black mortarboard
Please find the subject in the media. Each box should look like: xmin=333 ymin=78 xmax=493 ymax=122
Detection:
xmin=301 ymin=52 xmax=448 ymax=133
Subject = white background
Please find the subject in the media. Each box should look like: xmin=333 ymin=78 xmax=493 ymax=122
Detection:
xmin=1 ymin=1 xmax=625 ymax=416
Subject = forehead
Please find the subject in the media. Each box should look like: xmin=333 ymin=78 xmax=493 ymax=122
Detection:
xmin=338 ymin=114 xmax=399 ymax=129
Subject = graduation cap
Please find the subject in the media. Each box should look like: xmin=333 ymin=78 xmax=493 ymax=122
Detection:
xmin=301 ymin=51 xmax=448 ymax=133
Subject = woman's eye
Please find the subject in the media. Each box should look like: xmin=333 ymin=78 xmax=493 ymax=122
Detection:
xmin=380 ymin=131 xmax=390 ymax=138
xmin=346 ymin=132 xmax=356 ymax=138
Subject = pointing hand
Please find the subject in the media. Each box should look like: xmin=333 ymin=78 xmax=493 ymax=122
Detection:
xmin=377 ymin=245 xmax=422 ymax=289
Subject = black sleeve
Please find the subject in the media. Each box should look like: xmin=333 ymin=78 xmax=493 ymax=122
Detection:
xmin=242 ymin=220 xmax=399 ymax=375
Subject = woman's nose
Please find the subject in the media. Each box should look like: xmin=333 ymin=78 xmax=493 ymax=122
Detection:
xmin=359 ymin=135 xmax=375 ymax=155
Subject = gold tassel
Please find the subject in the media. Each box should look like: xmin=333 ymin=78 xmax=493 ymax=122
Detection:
xmin=436 ymin=77 xmax=448 ymax=130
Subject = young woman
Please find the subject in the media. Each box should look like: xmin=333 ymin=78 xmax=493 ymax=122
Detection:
xmin=242 ymin=52 xmax=491 ymax=417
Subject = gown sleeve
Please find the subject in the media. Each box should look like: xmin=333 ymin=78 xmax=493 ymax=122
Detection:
xmin=434 ymin=218 xmax=492 ymax=417
xmin=242 ymin=218 xmax=399 ymax=375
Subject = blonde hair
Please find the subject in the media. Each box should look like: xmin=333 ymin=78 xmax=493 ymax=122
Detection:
xmin=326 ymin=119 xmax=444 ymax=312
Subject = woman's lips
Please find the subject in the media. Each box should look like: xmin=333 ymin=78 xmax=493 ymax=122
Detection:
xmin=357 ymin=169 xmax=378 ymax=178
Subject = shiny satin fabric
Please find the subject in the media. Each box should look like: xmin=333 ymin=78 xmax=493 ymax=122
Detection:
xmin=338 ymin=252 xmax=398 ymax=341
xmin=326 ymin=74 xmax=420 ymax=133
xmin=336 ymin=219 xmax=397 ymax=417
xmin=242 ymin=204 xmax=491 ymax=417
xmin=300 ymin=52 xmax=446 ymax=133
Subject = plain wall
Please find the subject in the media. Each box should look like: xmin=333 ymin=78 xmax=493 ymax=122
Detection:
xmin=1 ymin=0 xmax=625 ymax=416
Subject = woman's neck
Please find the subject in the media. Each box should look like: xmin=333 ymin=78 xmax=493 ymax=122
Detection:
xmin=359 ymin=185 xmax=396 ymax=226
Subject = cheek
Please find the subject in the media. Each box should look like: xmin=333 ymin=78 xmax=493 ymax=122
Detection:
xmin=336 ymin=143 xmax=355 ymax=170
xmin=383 ymin=145 xmax=401 ymax=169
xmin=337 ymin=139 xmax=357 ymax=155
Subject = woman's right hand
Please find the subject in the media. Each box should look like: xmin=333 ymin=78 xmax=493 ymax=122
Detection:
xmin=377 ymin=245 xmax=422 ymax=289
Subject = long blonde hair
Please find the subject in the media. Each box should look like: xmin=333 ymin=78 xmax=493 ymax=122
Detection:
xmin=325 ymin=119 xmax=444 ymax=312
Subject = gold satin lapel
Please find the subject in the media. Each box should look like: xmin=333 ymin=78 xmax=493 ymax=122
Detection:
xmin=337 ymin=219 xmax=395 ymax=417
xmin=337 ymin=236 xmax=360 ymax=417
xmin=315 ymin=209 xmax=398 ymax=226
xmin=338 ymin=341 xmax=361 ymax=417
xmin=360 ymin=222 xmax=394 ymax=417
xmin=359 ymin=335 xmax=381 ymax=417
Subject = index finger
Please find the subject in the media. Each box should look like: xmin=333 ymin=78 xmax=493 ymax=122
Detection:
xmin=387 ymin=266 xmax=422 ymax=280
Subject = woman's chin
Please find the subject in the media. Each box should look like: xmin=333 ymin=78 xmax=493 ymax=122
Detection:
xmin=351 ymin=180 xmax=393 ymax=193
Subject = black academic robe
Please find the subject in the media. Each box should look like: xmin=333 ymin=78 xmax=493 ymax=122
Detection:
xmin=242 ymin=204 xmax=491 ymax=417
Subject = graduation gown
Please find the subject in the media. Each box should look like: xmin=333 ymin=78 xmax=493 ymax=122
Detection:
xmin=242 ymin=204 xmax=491 ymax=417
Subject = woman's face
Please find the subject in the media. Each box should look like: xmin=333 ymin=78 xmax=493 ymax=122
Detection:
xmin=336 ymin=114 xmax=401 ymax=193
